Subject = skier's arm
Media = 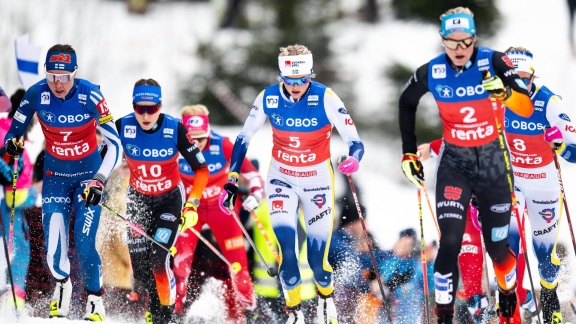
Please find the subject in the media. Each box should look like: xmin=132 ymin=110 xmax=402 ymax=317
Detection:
xmin=90 ymin=87 xmax=121 ymax=181
xmin=324 ymin=89 xmax=364 ymax=162
xmin=492 ymin=51 xmax=533 ymax=118
xmin=399 ymin=63 xmax=430 ymax=154
xmin=546 ymin=95 xmax=576 ymax=162
xmin=176 ymin=122 xmax=209 ymax=201
xmin=229 ymin=91 xmax=267 ymax=174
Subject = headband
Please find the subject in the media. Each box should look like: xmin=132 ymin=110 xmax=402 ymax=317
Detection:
xmin=440 ymin=13 xmax=476 ymax=37
xmin=182 ymin=114 xmax=210 ymax=137
xmin=132 ymin=85 xmax=162 ymax=105
xmin=505 ymin=51 xmax=536 ymax=75
xmin=45 ymin=51 xmax=78 ymax=72
xmin=278 ymin=54 xmax=313 ymax=76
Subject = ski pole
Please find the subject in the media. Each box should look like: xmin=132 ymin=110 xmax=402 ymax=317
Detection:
xmin=417 ymin=189 xmax=431 ymax=324
xmin=189 ymin=226 xmax=241 ymax=274
xmin=485 ymin=84 xmax=541 ymax=324
xmin=100 ymin=203 xmax=174 ymax=256
xmin=421 ymin=183 xmax=440 ymax=238
xmin=229 ymin=209 xmax=277 ymax=277
xmin=551 ymin=149 xmax=576 ymax=256
xmin=250 ymin=210 xmax=280 ymax=263
xmin=345 ymin=174 xmax=393 ymax=323
xmin=8 ymin=155 xmax=18 ymax=255
xmin=0 ymin=211 xmax=18 ymax=317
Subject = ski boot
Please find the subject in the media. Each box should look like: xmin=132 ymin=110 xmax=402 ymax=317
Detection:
xmin=520 ymin=291 xmax=539 ymax=322
xmin=434 ymin=305 xmax=454 ymax=324
xmin=497 ymin=286 xmax=521 ymax=323
xmin=466 ymin=294 xmax=489 ymax=323
xmin=541 ymin=285 xmax=563 ymax=324
xmin=49 ymin=276 xmax=72 ymax=318
xmin=286 ymin=304 xmax=305 ymax=324
xmin=317 ymin=292 xmax=338 ymax=324
xmin=84 ymin=293 xmax=105 ymax=321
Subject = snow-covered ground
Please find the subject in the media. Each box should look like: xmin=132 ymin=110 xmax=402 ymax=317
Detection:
xmin=1 ymin=0 xmax=576 ymax=322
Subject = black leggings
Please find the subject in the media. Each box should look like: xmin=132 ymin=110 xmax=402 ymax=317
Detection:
xmin=126 ymin=184 xmax=184 ymax=310
xmin=433 ymin=140 xmax=517 ymax=307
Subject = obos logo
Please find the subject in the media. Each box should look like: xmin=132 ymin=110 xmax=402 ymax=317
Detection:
xmin=126 ymin=144 xmax=141 ymax=156
xmin=435 ymin=85 xmax=453 ymax=98
xmin=286 ymin=118 xmax=317 ymax=127
xmin=39 ymin=110 xmax=56 ymax=123
xmin=142 ymin=148 xmax=174 ymax=157
xmin=271 ymin=113 xmax=284 ymax=126
xmin=311 ymin=194 xmax=326 ymax=208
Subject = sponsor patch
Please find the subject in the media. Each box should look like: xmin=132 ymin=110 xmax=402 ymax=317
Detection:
xmin=266 ymin=96 xmax=279 ymax=108
xmin=160 ymin=213 xmax=177 ymax=222
xmin=154 ymin=228 xmax=172 ymax=244
xmin=98 ymin=114 xmax=114 ymax=124
xmin=124 ymin=125 xmax=137 ymax=138
xmin=14 ymin=111 xmax=26 ymax=123
xmin=431 ymin=64 xmax=446 ymax=79
xmin=270 ymin=179 xmax=292 ymax=189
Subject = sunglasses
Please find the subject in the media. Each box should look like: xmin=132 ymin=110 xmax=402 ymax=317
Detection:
xmin=133 ymin=104 xmax=161 ymax=115
xmin=279 ymin=73 xmax=312 ymax=86
xmin=442 ymin=36 xmax=475 ymax=50
xmin=45 ymin=70 xmax=76 ymax=83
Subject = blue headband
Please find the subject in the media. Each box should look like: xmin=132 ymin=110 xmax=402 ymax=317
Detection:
xmin=132 ymin=85 xmax=162 ymax=105
xmin=440 ymin=13 xmax=476 ymax=37
xmin=45 ymin=51 xmax=77 ymax=72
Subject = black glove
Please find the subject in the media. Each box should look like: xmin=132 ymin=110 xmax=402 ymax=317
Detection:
xmin=386 ymin=269 xmax=413 ymax=293
xmin=5 ymin=138 xmax=24 ymax=156
xmin=220 ymin=172 xmax=239 ymax=210
xmin=82 ymin=179 xmax=105 ymax=207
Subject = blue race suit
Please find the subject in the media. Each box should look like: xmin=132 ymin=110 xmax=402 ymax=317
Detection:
xmin=4 ymin=78 xmax=121 ymax=292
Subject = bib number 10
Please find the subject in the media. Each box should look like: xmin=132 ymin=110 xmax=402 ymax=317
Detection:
xmin=138 ymin=164 xmax=162 ymax=177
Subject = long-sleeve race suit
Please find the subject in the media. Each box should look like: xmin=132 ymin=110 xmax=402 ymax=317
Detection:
xmin=227 ymin=81 xmax=364 ymax=307
xmin=4 ymin=78 xmax=121 ymax=293
xmin=504 ymin=83 xmax=576 ymax=291
xmin=399 ymin=47 xmax=534 ymax=308
xmin=116 ymin=113 xmax=208 ymax=318
xmin=173 ymin=130 xmax=262 ymax=315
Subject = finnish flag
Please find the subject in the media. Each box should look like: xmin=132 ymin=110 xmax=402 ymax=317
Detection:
xmin=15 ymin=34 xmax=43 ymax=90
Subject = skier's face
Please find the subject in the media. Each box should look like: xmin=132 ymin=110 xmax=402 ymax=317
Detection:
xmin=133 ymin=102 xmax=161 ymax=130
xmin=281 ymin=74 xmax=312 ymax=100
xmin=46 ymin=69 xmax=76 ymax=99
xmin=442 ymin=32 xmax=476 ymax=67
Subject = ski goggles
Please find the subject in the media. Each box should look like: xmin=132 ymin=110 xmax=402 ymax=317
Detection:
xmin=45 ymin=70 xmax=76 ymax=83
xmin=279 ymin=73 xmax=312 ymax=86
xmin=442 ymin=36 xmax=475 ymax=50
xmin=133 ymin=104 xmax=161 ymax=115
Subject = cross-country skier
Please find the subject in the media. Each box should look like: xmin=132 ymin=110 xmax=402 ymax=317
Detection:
xmin=399 ymin=7 xmax=535 ymax=323
xmin=3 ymin=44 xmax=121 ymax=321
xmin=173 ymin=104 xmax=263 ymax=320
xmin=219 ymin=43 xmax=364 ymax=324
xmin=115 ymin=78 xmax=209 ymax=324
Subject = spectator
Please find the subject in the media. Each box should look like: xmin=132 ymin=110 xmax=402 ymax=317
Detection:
xmin=377 ymin=228 xmax=436 ymax=324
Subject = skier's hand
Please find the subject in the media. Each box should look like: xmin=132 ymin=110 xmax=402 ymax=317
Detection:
xmin=242 ymin=188 xmax=263 ymax=212
xmin=5 ymin=137 xmax=24 ymax=156
xmin=180 ymin=201 xmax=199 ymax=231
xmin=401 ymin=153 xmax=424 ymax=188
xmin=82 ymin=179 xmax=105 ymax=207
xmin=417 ymin=143 xmax=431 ymax=161
xmin=219 ymin=172 xmax=239 ymax=213
xmin=544 ymin=126 xmax=565 ymax=153
xmin=337 ymin=156 xmax=359 ymax=175
xmin=481 ymin=71 xmax=510 ymax=101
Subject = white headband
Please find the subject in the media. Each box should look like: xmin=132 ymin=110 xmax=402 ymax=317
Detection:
xmin=278 ymin=54 xmax=313 ymax=76
xmin=506 ymin=51 xmax=535 ymax=74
